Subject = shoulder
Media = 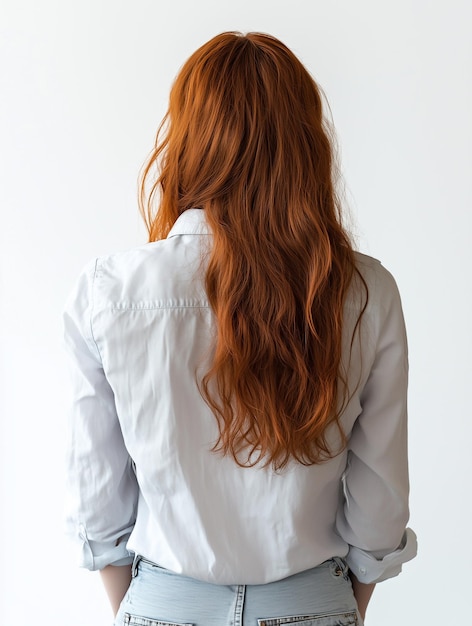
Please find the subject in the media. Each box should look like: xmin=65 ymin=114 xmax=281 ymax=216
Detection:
xmin=353 ymin=251 xmax=402 ymax=305
xmin=350 ymin=252 xmax=406 ymax=346
xmin=95 ymin=242 xmax=164 ymax=282
xmin=348 ymin=252 xmax=405 ymax=339
xmin=73 ymin=234 xmax=207 ymax=310
xmin=64 ymin=243 xmax=162 ymax=312
xmin=94 ymin=241 xmax=174 ymax=306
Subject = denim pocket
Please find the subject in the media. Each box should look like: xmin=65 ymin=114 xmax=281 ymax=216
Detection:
xmin=257 ymin=610 xmax=359 ymax=626
xmin=123 ymin=613 xmax=193 ymax=626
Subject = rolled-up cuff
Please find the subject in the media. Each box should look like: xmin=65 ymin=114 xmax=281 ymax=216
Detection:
xmin=345 ymin=527 xmax=417 ymax=583
xmin=75 ymin=524 xmax=134 ymax=570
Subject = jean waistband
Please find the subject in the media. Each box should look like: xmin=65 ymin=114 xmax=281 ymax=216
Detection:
xmin=131 ymin=553 xmax=349 ymax=582
xmin=131 ymin=553 xmax=158 ymax=578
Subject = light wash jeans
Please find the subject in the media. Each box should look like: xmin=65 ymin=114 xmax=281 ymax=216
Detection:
xmin=114 ymin=555 xmax=363 ymax=626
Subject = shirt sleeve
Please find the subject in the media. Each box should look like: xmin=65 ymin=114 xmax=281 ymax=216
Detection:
xmin=335 ymin=266 xmax=417 ymax=583
xmin=63 ymin=259 xmax=139 ymax=570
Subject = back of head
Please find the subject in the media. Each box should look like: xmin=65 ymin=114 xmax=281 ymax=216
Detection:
xmin=140 ymin=32 xmax=365 ymax=470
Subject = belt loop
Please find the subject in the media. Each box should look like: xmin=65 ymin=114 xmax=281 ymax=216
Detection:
xmin=332 ymin=556 xmax=349 ymax=580
xmin=131 ymin=553 xmax=142 ymax=578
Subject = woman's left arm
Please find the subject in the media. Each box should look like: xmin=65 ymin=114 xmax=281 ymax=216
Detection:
xmin=336 ymin=264 xmax=417 ymax=587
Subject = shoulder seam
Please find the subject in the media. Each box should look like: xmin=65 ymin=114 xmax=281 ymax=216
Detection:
xmin=89 ymin=258 xmax=104 ymax=362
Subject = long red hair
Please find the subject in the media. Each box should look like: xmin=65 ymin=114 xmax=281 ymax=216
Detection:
xmin=139 ymin=32 xmax=367 ymax=469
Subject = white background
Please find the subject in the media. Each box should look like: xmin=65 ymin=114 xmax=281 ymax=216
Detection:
xmin=1 ymin=1 xmax=471 ymax=624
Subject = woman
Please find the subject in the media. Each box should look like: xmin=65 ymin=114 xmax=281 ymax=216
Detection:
xmin=64 ymin=32 xmax=417 ymax=626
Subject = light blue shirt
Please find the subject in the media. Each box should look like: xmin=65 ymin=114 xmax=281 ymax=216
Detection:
xmin=63 ymin=208 xmax=417 ymax=584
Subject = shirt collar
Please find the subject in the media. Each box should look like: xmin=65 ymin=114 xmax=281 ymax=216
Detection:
xmin=167 ymin=208 xmax=211 ymax=238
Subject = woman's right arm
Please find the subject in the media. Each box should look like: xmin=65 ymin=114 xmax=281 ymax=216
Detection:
xmin=63 ymin=260 xmax=139 ymax=574
xmin=100 ymin=563 xmax=133 ymax=616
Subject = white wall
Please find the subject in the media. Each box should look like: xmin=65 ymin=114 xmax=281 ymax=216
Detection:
xmin=1 ymin=1 xmax=470 ymax=624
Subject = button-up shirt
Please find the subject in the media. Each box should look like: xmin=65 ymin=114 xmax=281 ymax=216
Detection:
xmin=63 ymin=208 xmax=417 ymax=585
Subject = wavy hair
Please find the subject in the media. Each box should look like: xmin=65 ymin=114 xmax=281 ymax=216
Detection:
xmin=139 ymin=32 xmax=367 ymax=469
